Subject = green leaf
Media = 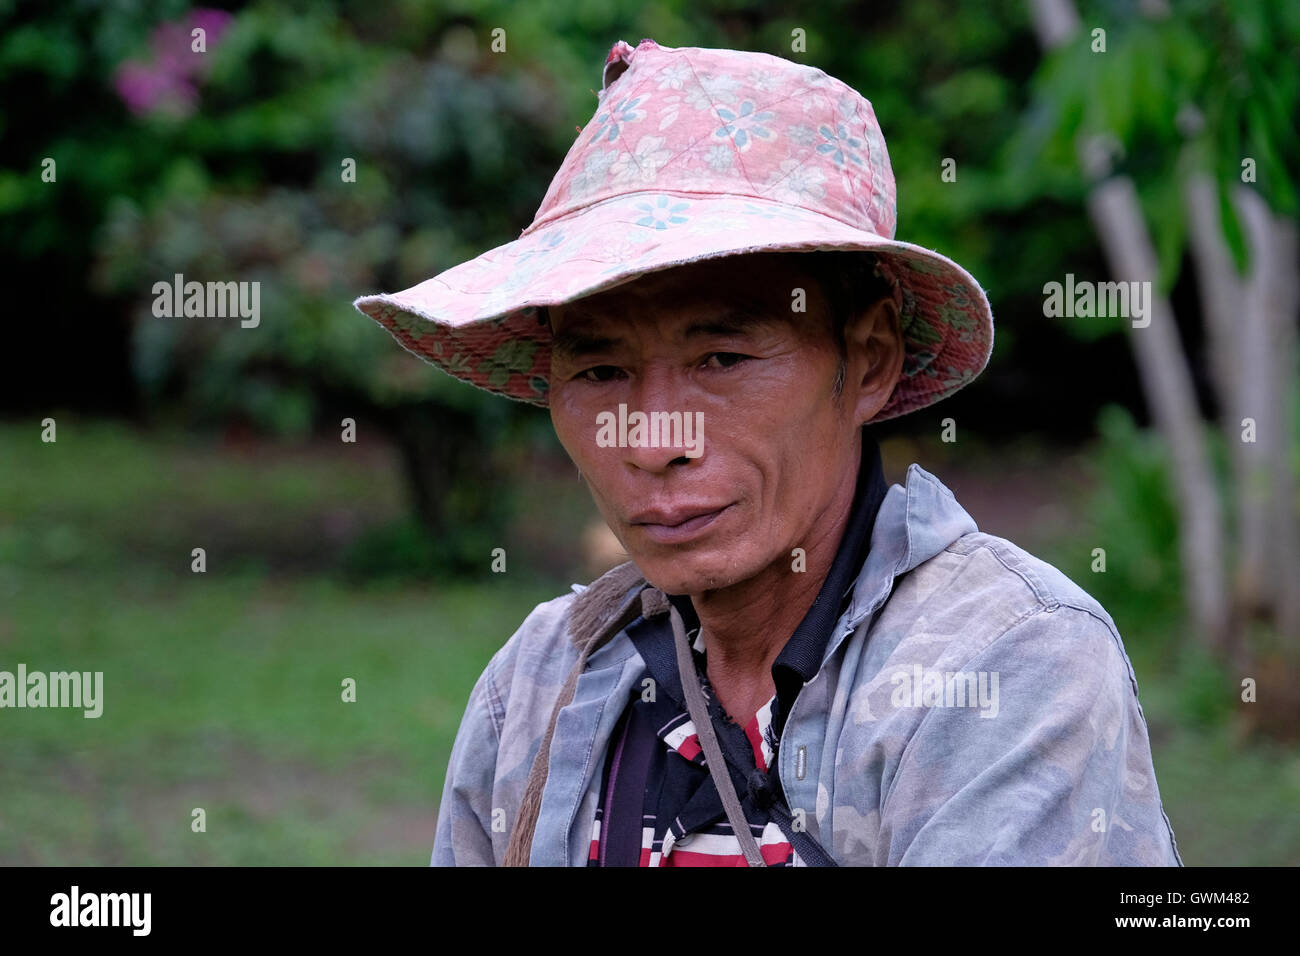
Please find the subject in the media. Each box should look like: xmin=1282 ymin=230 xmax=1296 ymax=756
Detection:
xmin=1246 ymin=97 xmax=1298 ymax=214
xmin=1216 ymin=177 xmax=1250 ymax=276
xmin=1144 ymin=172 xmax=1187 ymax=294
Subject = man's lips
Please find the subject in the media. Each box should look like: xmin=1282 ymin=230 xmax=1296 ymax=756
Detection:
xmin=629 ymin=503 xmax=734 ymax=544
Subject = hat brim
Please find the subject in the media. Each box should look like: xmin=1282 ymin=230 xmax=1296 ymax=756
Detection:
xmin=353 ymin=190 xmax=992 ymax=423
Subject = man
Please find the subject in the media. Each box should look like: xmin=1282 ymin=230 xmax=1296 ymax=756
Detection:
xmin=354 ymin=38 xmax=1182 ymax=866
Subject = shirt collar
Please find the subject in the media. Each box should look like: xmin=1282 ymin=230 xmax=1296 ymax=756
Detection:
xmin=838 ymin=460 xmax=980 ymax=636
xmin=769 ymin=431 xmax=888 ymax=718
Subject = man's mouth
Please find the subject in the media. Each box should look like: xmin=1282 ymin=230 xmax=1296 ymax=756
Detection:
xmin=629 ymin=503 xmax=733 ymax=544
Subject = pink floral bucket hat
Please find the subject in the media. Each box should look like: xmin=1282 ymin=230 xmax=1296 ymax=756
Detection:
xmin=353 ymin=38 xmax=993 ymax=423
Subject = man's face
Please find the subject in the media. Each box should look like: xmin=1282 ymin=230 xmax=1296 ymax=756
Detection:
xmin=547 ymin=253 xmax=898 ymax=596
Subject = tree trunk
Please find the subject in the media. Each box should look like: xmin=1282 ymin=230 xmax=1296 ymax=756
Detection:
xmin=1267 ymin=216 xmax=1300 ymax=644
xmin=1029 ymin=0 xmax=1232 ymax=652
xmin=1186 ymin=176 xmax=1300 ymax=666
xmin=1084 ymin=178 xmax=1232 ymax=652
xmin=392 ymin=402 xmax=500 ymax=558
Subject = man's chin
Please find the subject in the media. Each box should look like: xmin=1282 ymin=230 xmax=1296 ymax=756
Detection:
xmin=628 ymin=547 xmax=751 ymax=597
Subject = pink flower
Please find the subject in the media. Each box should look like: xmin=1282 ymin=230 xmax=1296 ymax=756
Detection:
xmin=112 ymin=7 xmax=234 ymax=117
xmin=184 ymin=8 xmax=234 ymax=74
xmin=113 ymin=61 xmax=197 ymax=117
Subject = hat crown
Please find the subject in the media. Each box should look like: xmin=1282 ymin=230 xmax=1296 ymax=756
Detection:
xmin=523 ymin=40 xmax=897 ymax=242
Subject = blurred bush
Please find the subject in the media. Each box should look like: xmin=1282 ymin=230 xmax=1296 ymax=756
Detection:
xmin=1074 ymin=403 xmax=1243 ymax=729
xmin=75 ymin=4 xmax=582 ymax=568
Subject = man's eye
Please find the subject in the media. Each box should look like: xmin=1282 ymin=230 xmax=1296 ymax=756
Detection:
xmin=577 ymin=365 xmax=623 ymax=382
xmin=704 ymin=352 xmax=749 ymax=369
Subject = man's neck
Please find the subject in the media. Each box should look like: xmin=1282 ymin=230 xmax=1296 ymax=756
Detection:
xmin=688 ymin=455 xmax=862 ymax=722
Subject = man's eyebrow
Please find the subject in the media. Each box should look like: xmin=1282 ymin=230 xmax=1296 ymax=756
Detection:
xmin=549 ymin=307 xmax=787 ymax=361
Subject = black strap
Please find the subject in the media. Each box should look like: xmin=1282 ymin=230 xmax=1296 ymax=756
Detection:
xmin=763 ymin=768 xmax=839 ymax=867
xmin=602 ymin=702 xmax=656 ymax=866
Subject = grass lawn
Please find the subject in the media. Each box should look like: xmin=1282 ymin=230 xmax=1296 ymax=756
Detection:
xmin=0 ymin=567 xmax=553 ymax=864
xmin=0 ymin=419 xmax=562 ymax=864
xmin=1 ymin=420 xmax=1296 ymax=864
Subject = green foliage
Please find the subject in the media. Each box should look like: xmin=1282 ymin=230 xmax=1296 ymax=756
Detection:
xmin=342 ymin=515 xmax=500 ymax=581
xmin=6 ymin=0 xmax=1297 ymax=564
xmin=1096 ymin=405 xmax=1182 ymax=570
xmin=1007 ymin=0 xmax=1300 ymax=289
xmin=1063 ymin=404 xmax=1247 ymax=730
xmin=1167 ymin=640 xmax=1238 ymax=729
xmin=1073 ymin=405 xmax=1184 ymax=652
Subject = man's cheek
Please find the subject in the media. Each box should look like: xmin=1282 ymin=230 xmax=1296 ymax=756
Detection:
xmin=561 ymin=450 xmax=606 ymax=510
xmin=549 ymin=408 xmax=590 ymax=465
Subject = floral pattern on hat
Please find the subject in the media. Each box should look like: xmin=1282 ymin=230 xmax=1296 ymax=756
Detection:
xmin=353 ymin=39 xmax=993 ymax=424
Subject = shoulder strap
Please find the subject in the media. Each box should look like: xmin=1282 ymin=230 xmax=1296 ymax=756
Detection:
xmin=566 ymin=560 xmax=648 ymax=651
xmin=768 ymin=788 xmax=840 ymax=866
xmin=504 ymin=561 xmax=647 ymax=866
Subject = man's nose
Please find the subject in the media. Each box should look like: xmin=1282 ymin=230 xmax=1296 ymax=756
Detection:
xmin=625 ymin=360 xmax=686 ymax=418
xmin=622 ymin=432 xmax=695 ymax=472
xmin=622 ymin=365 xmax=699 ymax=472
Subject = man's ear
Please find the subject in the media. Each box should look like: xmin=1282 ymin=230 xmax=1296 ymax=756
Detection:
xmin=843 ymin=296 xmax=904 ymax=426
